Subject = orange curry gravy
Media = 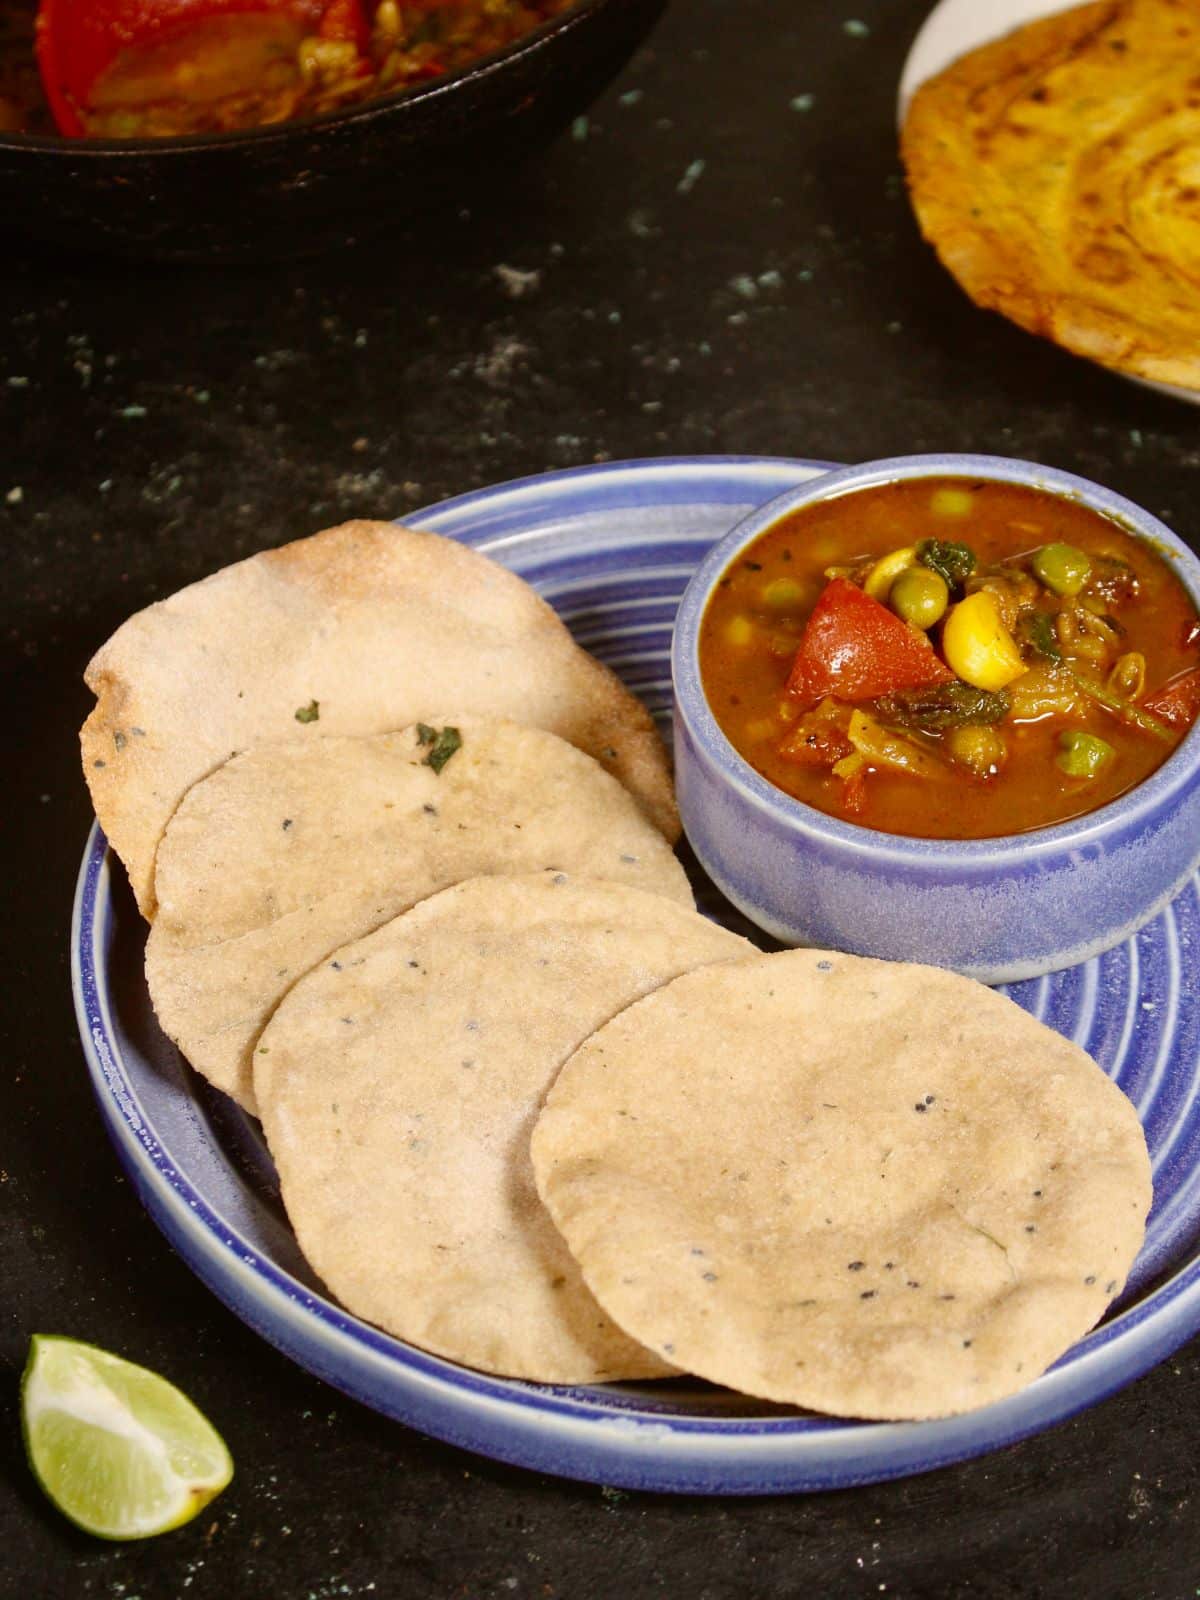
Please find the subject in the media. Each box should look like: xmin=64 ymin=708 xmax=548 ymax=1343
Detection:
xmin=698 ymin=478 xmax=1200 ymax=839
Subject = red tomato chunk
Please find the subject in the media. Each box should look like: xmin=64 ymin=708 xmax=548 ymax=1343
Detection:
xmin=786 ymin=577 xmax=953 ymax=704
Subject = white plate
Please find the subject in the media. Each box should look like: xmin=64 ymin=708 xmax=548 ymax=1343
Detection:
xmin=898 ymin=0 xmax=1200 ymax=407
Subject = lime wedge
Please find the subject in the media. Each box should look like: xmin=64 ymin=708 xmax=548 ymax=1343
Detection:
xmin=21 ymin=1335 xmax=233 ymax=1540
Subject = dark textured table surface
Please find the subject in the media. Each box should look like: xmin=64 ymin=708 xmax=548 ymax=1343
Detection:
xmin=4 ymin=2 xmax=1200 ymax=1595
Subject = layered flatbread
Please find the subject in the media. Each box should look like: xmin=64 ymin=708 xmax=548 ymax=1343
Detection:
xmin=902 ymin=0 xmax=1200 ymax=390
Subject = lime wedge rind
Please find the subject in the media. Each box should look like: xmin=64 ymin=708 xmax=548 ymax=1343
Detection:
xmin=21 ymin=1335 xmax=233 ymax=1540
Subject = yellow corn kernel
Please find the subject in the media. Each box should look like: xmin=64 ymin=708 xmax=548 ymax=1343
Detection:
xmin=297 ymin=37 xmax=359 ymax=82
xmin=930 ymin=487 xmax=975 ymax=518
xmin=811 ymin=537 xmax=851 ymax=565
xmin=375 ymin=0 xmax=401 ymax=38
xmin=946 ymin=724 xmax=1007 ymax=777
xmin=863 ymin=547 xmax=918 ymax=601
xmin=761 ymin=577 xmax=805 ymax=608
xmin=724 ymin=615 xmax=754 ymax=647
xmin=942 ymin=592 xmax=1028 ymax=691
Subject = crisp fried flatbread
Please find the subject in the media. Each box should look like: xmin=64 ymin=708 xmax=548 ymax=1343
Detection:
xmin=146 ymin=719 xmax=692 ymax=1114
xmin=902 ymin=0 xmax=1200 ymax=390
xmin=533 ymin=950 xmax=1151 ymax=1419
xmin=82 ymin=519 xmax=677 ymax=916
xmin=253 ymin=874 xmax=752 ymax=1383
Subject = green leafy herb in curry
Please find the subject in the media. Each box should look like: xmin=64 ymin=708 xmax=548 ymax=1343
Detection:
xmin=877 ymin=682 xmax=1012 ymax=733
xmin=917 ymin=537 xmax=977 ymax=594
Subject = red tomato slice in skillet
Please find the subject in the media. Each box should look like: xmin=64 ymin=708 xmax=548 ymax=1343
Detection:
xmin=36 ymin=0 xmax=371 ymax=137
xmin=786 ymin=576 xmax=954 ymax=704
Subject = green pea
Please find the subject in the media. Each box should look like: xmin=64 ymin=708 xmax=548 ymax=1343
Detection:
xmin=889 ymin=566 xmax=949 ymax=630
xmin=1056 ymin=729 xmax=1115 ymax=779
xmin=1033 ymin=543 xmax=1092 ymax=597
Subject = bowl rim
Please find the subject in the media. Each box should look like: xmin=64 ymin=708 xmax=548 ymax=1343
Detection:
xmin=671 ymin=451 xmax=1200 ymax=865
xmin=0 ymin=0 xmax=617 ymax=156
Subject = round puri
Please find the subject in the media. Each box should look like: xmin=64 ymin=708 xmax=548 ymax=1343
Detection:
xmin=254 ymin=874 xmax=752 ymax=1383
xmin=902 ymin=0 xmax=1200 ymax=391
xmin=146 ymin=719 xmax=692 ymax=1114
xmin=533 ymin=950 xmax=1152 ymax=1419
xmin=82 ymin=519 xmax=677 ymax=916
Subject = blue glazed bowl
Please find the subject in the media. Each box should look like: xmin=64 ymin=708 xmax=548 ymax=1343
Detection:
xmin=672 ymin=454 xmax=1200 ymax=984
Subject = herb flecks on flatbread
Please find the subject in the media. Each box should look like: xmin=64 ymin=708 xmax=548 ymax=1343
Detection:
xmin=533 ymin=950 xmax=1152 ymax=1420
xmin=415 ymin=724 xmax=462 ymax=774
xmin=254 ymin=874 xmax=752 ymax=1383
xmin=81 ymin=519 xmax=678 ymax=917
xmin=146 ymin=719 xmax=693 ymax=1113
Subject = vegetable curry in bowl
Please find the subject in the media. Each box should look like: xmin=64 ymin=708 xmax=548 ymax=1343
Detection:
xmin=699 ymin=478 xmax=1200 ymax=840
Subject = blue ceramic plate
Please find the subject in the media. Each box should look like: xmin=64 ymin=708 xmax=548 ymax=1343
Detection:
xmin=72 ymin=456 xmax=1200 ymax=1495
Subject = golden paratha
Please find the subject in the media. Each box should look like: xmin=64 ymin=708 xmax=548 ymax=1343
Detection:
xmin=901 ymin=0 xmax=1200 ymax=391
xmin=81 ymin=519 xmax=678 ymax=917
